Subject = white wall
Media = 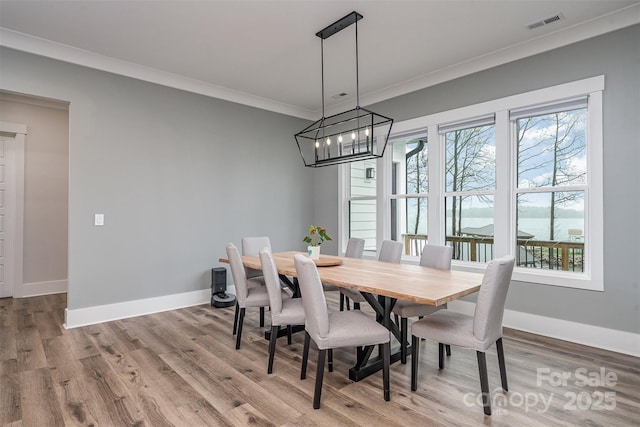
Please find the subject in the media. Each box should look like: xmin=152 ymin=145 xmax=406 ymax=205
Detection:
xmin=0 ymin=94 xmax=69 ymax=288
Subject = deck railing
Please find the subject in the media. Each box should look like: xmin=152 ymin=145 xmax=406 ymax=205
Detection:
xmin=403 ymin=234 xmax=584 ymax=272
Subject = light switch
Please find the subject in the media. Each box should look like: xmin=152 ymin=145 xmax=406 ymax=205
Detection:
xmin=94 ymin=214 xmax=104 ymax=226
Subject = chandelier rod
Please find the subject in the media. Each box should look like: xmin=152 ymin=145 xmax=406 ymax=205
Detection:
xmin=321 ymin=38 xmax=325 ymax=118
xmin=355 ymin=17 xmax=359 ymax=109
xmin=316 ymin=11 xmax=363 ymax=118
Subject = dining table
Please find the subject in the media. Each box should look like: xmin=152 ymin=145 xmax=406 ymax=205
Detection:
xmin=219 ymin=250 xmax=484 ymax=381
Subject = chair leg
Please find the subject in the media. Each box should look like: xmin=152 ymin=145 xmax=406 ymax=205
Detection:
xmin=301 ymin=331 xmax=310 ymax=380
xmin=235 ymin=308 xmax=245 ymax=350
xmin=394 ymin=314 xmax=400 ymax=325
xmin=313 ymin=349 xmax=327 ymax=409
xmin=339 ymin=293 xmax=345 ymax=311
xmin=354 ymin=302 xmax=361 ymax=310
xmin=259 ymin=307 xmax=265 ymax=327
xmin=346 ymin=297 xmax=351 ymax=311
xmin=438 ymin=343 xmax=445 ymax=369
xmin=328 ymin=349 xmax=333 ymax=372
xmin=446 ymin=344 xmax=452 ymax=356
xmin=287 ymin=325 xmax=292 ymax=345
xmin=411 ymin=335 xmax=419 ymax=391
xmin=400 ymin=317 xmax=408 ymax=364
xmin=476 ymin=351 xmax=492 ymax=416
xmin=232 ymin=302 xmax=239 ymax=335
xmin=496 ymin=338 xmax=508 ymax=391
xmin=267 ymin=325 xmax=279 ymax=374
xmin=381 ymin=342 xmax=390 ymax=401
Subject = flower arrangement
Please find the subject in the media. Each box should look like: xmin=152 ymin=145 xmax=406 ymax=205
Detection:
xmin=303 ymin=225 xmax=332 ymax=247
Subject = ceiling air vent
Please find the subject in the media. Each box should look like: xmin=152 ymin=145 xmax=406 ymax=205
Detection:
xmin=527 ymin=13 xmax=564 ymax=30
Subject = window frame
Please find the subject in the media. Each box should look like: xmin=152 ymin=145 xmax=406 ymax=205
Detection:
xmin=339 ymin=76 xmax=604 ymax=291
xmin=389 ymin=131 xmax=430 ymax=255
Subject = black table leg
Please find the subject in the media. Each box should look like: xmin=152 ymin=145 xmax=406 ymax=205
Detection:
xmin=348 ymin=292 xmax=405 ymax=382
xmin=279 ymin=275 xmax=300 ymax=297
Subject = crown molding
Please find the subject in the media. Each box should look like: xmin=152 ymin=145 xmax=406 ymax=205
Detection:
xmin=0 ymin=27 xmax=317 ymax=120
xmin=325 ymin=3 xmax=640 ymax=116
xmin=1 ymin=3 xmax=638 ymax=121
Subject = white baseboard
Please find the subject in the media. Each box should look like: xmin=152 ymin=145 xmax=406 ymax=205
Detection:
xmin=62 ymin=285 xmax=638 ymax=357
xmin=16 ymin=279 xmax=68 ymax=298
xmin=448 ymin=300 xmax=640 ymax=357
xmin=64 ymin=288 xmax=211 ymax=329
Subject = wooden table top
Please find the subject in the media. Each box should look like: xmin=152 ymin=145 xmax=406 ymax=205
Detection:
xmin=219 ymin=251 xmax=483 ymax=307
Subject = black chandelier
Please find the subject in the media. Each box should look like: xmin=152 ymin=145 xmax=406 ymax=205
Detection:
xmin=295 ymin=11 xmax=393 ymax=167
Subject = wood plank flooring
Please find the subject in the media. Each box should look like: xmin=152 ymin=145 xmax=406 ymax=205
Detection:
xmin=1 ymin=293 xmax=638 ymax=426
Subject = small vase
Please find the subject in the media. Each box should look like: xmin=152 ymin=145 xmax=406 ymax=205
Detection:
xmin=307 ymin=245 xmax=320 ymax=260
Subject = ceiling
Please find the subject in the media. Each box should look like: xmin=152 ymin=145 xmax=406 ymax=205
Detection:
xmin=1 ymin=1 xmax=639 ymax=120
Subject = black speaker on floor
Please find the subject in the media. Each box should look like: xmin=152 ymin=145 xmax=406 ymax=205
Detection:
xmin=211 ymin=267 xmax=236 ymax=308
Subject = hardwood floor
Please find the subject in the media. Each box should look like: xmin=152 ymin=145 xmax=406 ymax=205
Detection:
xmin=1 ymin=293 xmax=638 ymax=426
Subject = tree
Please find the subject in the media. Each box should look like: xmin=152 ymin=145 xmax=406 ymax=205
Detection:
xmin=445 ymin=125 xmax=495 ymax=237
xmin=516 ymin=109 xmax=586 ymax=240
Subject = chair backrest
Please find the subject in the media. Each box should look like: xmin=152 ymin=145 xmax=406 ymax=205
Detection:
xmin=242 ymin=236 xmax=271 ymax=254
xmin=226 ymin=243 xmax=248 ymax=302
xmin=242 ymin=236 xmax=271 ymax=278
xmin=294 ymin=254 xmax=329 ymax=341
xmin=259 ymin=248 xmax=284 ymax=319
xmin=473 ymin=256 xmax=515 ymax=350
xmin=378 ymin=240 xmax=403 ymax=263
xmin=344 ymin=237 xmax=365 ymax=259
xmin=419 ymin=244 xmax=453 ymax=270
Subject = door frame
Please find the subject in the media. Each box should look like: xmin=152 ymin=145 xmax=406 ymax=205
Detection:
xmin=0 ymin=121 xmax=25 ymax=298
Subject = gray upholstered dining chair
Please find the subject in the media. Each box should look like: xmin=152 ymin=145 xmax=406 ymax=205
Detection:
xmin=239 ymin=236 xmax=271 ymax=329
xmin=393 ymin=244 xmax=453 ymax=364
xmin=410 ymin=256 xmax=515 ymax=416
xmin=294 ymin=254 xmax=391 ymax=409
xmin=322 ymin=237 xmax=365 ymax=310
xmin=341 ymin=239 xmax=403 ymax=310
xmin=242 ymin=236 xmax=271 ymax=280
xmin=226 ymin=243 xmax=289 ymax=350
xmin=344 ymin=237 xmax=366 ymax=258
xmin=259 ymin=248 xmax=305 ymax=374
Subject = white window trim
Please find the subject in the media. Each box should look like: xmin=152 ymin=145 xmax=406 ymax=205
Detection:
xmin=340 ymin=76 xmax=604 ymax=290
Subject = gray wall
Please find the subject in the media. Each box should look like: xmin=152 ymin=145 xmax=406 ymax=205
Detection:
xmin=0 ymin=96 xmax=69 ymax=285
xmin=0 ymin=47 xmax=313 ymax=310
xmin=316 ymin=24 xmax=640 ymax=334
xmin=1 ymin=23 xmax=638 ymax=333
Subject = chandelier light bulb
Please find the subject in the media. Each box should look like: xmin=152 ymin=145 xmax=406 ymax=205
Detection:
xmin=326 ymin=137 xmax=331 ymax=145
xmin=351 ymin=132 xmax=356 ymax=140
xmin=338 ymin=134 xmax=343 ymax=143
xmin=365 ymin=127 xmax=370 ymax=136
xmin=315 ymin=140 xmax=320 ymax=148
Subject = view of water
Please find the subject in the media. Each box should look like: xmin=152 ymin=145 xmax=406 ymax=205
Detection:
xmin=447 ymin=217 xmax=584 ymax=241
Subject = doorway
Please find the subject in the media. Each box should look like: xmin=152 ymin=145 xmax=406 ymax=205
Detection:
xmin=0 ymin=125 xmax=25 ymax=298
xmin=0 ymin=91 xmax=69 ymax=298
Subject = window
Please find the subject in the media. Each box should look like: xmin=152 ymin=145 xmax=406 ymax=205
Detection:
xmin=513 ymin=98 xmax=587 ymax=273
xmin=442 ymin=116 xmax=496 ymax=263
xmin=390 ymin=130 xmax=429 ymax=256
xmin=340 ymin=76 xmax=604 ymax=290
xmin=348 ymin=158 xmax=377 ymax=252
